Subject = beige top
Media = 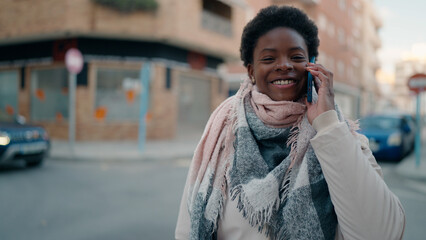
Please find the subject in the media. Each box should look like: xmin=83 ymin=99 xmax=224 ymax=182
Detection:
xmin=175 ymin=110 xmax=406 ymax=240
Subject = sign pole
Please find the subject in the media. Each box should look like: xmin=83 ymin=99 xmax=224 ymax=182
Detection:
xmin=69 ymin=73 xmax=76 ymax=154
xmin=415 ymin=91 xmax=422 ymax=167
xmin=65 ymin=48 xmax=83 ymax=157
xmin=407 ymin=74 xmax=426 ymax=168
xmin=138 ymin=62 xmax=151 ymax=152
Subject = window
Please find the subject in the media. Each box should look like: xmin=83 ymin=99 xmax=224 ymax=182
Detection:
xmin=335 ymin=92 xmax=354 ymax=118
xmin=339 ymin=0 xmax=346 ymax=10
xmin=328 ymin=57 xmax=335 ymax=72
xmin=337 ymin=60 xmax=345 ymax=76
xmin=338 ymin=27 xmax=345 ymax=45
xmin=0 ymin=70 xmax=18 ymax=117
xmin=30 ymin=68 xmax=68 ymax=122
xmin=203 ymin=0 xmax=231 ymax=19
xmin=317 ymin=13 xmax=327 ymax=30
xmin=95 ymin=68 xmax=141 ymax=122
xmin=347 ymin=65 xmax=353 ymax=83
xmin=327 ymin=22 xmax=335 ymax=37
xmin=347 ymin=36 xmax=353 ymax=51
xmin=202 ymin=0 xmax=232 ymax=37
xmin=318 ymin=51 xmax=327 ymax=67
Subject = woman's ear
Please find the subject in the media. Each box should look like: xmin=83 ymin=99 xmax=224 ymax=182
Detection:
xmin=247 ymin=64 xmax=255 ymax=84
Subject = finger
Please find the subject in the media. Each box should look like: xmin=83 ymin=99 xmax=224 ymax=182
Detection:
xmin=306 ymin=64 xmax=333 ymax=88
xmin=307 ymin=69 xmax=331 ymax=89
xmin=314 ymin=76 xmax=321 ymax=92
xmin=307 ymin=63 xmax=327 ymax=74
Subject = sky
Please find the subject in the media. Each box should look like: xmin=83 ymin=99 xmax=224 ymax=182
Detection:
xmin=374 ymin=0 xmax=426 ymax=74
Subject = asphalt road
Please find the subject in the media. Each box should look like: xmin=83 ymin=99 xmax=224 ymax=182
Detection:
xmin=0 ymin=158 xmax=189 ymax=240
xmin=0 ymin=157 xmax=425 ymax=240
xmin=380 ymin=161 xmax=426 ymax=240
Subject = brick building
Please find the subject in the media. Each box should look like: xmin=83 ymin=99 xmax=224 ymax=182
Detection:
xmin=0 ymin=0 xmax=248 ymax=140
xmin=394 ymin=44 xmax=426 ymax=115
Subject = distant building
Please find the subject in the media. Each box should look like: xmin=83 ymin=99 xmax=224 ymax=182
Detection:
xmin=0 ymin=0 xmax=249 ymax=140
xmin=394 ymin=44 xmax=426 ymax=115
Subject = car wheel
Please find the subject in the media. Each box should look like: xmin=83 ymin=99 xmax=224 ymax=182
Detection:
xmin=26 ymin=158 xmax=44 ymax=167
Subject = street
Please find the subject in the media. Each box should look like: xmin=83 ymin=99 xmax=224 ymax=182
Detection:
xmin=0 ymin=158 xmax=189 ymax=240
xmin=1 ymin=155 xmax=425 ymax=240
xmin=380 ymin=161 xmax=426 ymax=240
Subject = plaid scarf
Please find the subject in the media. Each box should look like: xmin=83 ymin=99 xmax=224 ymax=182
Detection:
xmin=186 ymin=79 xmax=352 ymax=239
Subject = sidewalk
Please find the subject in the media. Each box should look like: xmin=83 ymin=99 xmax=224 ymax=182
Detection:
xmin=49 ymin=130 xmax=426 ymax=182
xmin=49 ymin=134 xmax=202 ymax=162
xmin=394 ymin=127 xmax=426 ymax=182
xmin=395 ymin=150 xmax=426 ymax=182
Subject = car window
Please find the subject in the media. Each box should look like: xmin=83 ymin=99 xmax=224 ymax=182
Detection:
xmin=404 ymin=116 xmax=416 ymax=131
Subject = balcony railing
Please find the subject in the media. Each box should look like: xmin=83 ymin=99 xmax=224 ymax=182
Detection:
xmin=201 ymin=10 xmax=232 ymax=37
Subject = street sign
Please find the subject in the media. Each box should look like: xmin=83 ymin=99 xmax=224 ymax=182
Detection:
xmin=65 ymin=48 xmax=83 ymax=74
xmin=407 ymin=73 xmax=426 ymax=94
xmin=65 ymin=48 xmax=83 ymax=155
xmin=407 ymin=73 xmax=426 ymax=168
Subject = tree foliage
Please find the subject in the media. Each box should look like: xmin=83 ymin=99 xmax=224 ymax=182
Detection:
xmin=92 ymin=0 xmax=158 ymax=13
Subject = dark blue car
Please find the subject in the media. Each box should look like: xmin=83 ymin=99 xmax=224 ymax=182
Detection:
xmin=0 ymin=112 xmax=50 ymax=167
xmin=358 ymin=114 xmax=415 ymax=162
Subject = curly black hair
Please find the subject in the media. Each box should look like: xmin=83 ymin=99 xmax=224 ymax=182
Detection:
xmin=240 ymin=5 xmax=319 ymax=67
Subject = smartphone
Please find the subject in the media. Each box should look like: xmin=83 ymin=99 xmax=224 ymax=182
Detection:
xmin=307 ymin=56 xmax=316 ymax=103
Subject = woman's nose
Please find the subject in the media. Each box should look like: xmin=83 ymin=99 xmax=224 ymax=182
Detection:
xmin=275 ymin=59 xmax=293 ymax=71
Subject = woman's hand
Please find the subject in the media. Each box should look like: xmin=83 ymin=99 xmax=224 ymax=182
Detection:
xmin=305 ymin=63 xmax=335 ymax=124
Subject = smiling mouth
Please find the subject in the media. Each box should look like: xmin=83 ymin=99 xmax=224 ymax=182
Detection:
xmin=271 ymin=79 xmax=295 ymax=85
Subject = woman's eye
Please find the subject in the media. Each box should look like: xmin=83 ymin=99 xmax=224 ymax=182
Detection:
xmin=292 ymin=56 xmax=306 ymax=61
xmin=261 ymin=57 xmax=274 ymax=62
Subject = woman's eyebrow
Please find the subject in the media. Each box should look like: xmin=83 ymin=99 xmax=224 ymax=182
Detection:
xmin=260 ymin=48 xmax=277 ymax=53
xmin=260 ymin=47 xmax=306 ymax=53
xmin=289 ymin=46 xmax=306 ymax=52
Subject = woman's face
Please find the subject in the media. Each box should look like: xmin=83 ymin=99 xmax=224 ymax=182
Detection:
xmin=248 ymin=27 xmax=309 ymax=102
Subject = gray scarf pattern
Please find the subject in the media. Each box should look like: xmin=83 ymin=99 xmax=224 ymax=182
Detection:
xmin=228 ymin=95 xmax=337 ymax=240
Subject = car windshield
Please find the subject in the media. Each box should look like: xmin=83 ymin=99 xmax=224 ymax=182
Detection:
xmin=0 ymin=111 xmax=15 ymax=123
xmin=360 ymin=116 xmax=401 ymax=130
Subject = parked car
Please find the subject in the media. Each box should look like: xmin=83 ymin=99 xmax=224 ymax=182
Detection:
xmin=358 ymin=113 xmax=416 ymax=162
xmin=0 ymin=112 xmax=50 ymax=167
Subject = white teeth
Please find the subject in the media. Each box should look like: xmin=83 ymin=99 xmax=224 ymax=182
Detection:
xmin=272 ymin=79 xmax=294 ymax=85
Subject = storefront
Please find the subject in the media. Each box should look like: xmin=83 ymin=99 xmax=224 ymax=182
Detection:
xmin=0 ymin=38 xmax=227 ymax=141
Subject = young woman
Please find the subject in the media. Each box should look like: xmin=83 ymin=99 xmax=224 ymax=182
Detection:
xmin=176 ymin=5 xmax=405 ymax=240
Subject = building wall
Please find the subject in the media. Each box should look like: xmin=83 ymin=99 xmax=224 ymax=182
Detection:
xmin=0 ymin=0 xmax=69 ymax=39
xmin=394 ymin=59 xmax=426 ymax=114
xmin=0 ymin=0 xmax=246 ymax=61
xmin=359 ymin=0 xmax=381 ymax=116
xmin=0 ymin=0 xmax=236 ymax=141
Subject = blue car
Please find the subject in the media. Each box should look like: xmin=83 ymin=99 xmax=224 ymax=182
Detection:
xmin=0 ymin=112 xmax=50 ymax=167
xmin=358 ymin=114 xmax=415 ymax=162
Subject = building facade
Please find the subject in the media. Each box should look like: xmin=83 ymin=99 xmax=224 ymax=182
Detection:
xmin=0 ymin=0 xmax=249 ymax=140
xmin=394 ymin=45 xmax=426 ymax=115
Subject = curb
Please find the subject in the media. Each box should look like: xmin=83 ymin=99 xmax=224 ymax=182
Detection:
xmin=48 ymin=139 xmax=199 ymax=163
xmin=48 ymin=152 xmax=194 ymax=163
xmin=395 ymin=153 xmax=426 ymax=182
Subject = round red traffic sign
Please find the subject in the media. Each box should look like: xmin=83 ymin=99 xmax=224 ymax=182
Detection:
xmin=65 ymin=48 xmax=83 ymax=74
xmin=407 ymin=73 xmax=426 ymax=94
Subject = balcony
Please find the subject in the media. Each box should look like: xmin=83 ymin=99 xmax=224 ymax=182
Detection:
xmin=201 ymin=10 xmax=232 ymax=37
